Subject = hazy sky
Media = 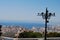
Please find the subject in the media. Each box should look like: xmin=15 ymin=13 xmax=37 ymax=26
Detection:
xmin=0 ymin=0 xmax=60 ymax=24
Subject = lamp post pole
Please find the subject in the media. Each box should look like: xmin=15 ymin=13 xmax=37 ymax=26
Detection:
xmin=45 ymin=8 xmax=48 ymax=40
xmin=37 ymin=8 xmax=55 ymax=40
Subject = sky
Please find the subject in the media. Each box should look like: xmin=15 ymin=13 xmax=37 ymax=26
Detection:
xmin=0 ymin=0 xmax=60 ymax=25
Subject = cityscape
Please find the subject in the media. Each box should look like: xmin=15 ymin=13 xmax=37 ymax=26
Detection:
xmin=2 ymin=25 xmax=60 ymax=34
xmin=0 ymin=0 xmax=60 ymax=40
xmin=1 ymin=24 xmax=60 ymax=40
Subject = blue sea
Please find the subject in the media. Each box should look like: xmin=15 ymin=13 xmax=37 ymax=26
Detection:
xmin=0 ymin=22 xmax=45 ymax=29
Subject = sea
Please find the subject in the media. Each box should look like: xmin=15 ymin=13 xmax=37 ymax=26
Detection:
xmin=0 ymin=22 xmax=45 ymax=29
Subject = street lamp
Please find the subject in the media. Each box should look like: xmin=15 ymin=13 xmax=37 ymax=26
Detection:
xmin=37 ymin=8 xmax=55 ymax=40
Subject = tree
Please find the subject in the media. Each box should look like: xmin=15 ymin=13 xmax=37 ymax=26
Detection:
xmin=47 ymin=32 xmax=60 ymax=37
xmin=18 ymin=31 xmax=42 ymax=38
xmin=0 ymin=25 xmax=2 ymax=36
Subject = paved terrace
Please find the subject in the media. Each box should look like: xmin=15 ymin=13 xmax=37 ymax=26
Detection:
xmin=1 ymin=37 xmax=60 ymax=40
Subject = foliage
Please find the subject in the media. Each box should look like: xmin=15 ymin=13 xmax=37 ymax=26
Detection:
xmin=18 ymin=31 xmax=42 ymax=38
xmin=47 ymin=32 xmax=60 ymax=37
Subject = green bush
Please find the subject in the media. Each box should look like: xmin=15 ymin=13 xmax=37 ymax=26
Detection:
xmin=47 ymin=32 xmax=60 ymax=37
xmin=18 ymin=31 xmax=42 ymax=38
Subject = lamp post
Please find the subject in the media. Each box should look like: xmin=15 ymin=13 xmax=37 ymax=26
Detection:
xmin=37 ymin=8 xmax=55 ymax=40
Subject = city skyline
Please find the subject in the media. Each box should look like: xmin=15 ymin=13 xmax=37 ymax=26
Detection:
xmin=0 ymin=0 xmax=60 ymax=25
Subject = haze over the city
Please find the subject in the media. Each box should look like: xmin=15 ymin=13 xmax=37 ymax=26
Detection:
xmin=0 ymin=0 xmax=60 ymax=25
